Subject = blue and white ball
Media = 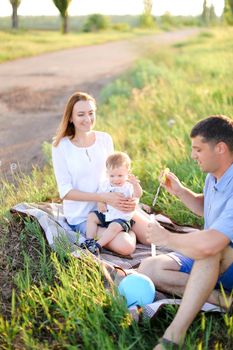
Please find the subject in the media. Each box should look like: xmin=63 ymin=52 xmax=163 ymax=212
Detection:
xmin=118 ymin=273 xmax=156 ymax=307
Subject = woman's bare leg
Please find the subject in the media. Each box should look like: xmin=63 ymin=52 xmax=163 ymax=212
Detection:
xmin=97 ymin=226 xmax=136 ymax=255
xmin=132 ymin=208 xmax=151 ymax=245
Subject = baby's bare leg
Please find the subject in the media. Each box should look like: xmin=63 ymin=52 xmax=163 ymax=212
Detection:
xmin=97 ymin=222 xmax=123 ymax=247
xmin=86 ymin=212 xmax=101 ymax=239
xmin=97 ymin=226 xmax=136 ymax=255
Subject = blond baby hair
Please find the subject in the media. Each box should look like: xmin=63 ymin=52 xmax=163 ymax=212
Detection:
xmin=106 ymin=152 xmax=131 ymax=170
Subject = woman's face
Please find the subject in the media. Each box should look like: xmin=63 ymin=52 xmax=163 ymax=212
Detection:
xmin=70 ymin=100 xmax=96 ymax=133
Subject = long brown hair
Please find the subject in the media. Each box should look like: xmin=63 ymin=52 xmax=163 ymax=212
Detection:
xmin=53 ymin=91 xmax=96 ymax=146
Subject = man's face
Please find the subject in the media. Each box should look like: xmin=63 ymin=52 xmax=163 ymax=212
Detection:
xmin=191 ymin=136 xmax=220 ymax=174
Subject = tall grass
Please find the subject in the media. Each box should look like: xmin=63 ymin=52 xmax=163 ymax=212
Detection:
xmin=99 ymin=28 xmax=233 ymax=225
xmin=0 ymin=27 xmax=233 ymax=349
xmin=0 ymin=27 xmax=158 ymax=63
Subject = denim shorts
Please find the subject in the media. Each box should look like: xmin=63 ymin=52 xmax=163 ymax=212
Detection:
xmin=168 ymin=247 xmax=233 ymax=292
xmin=67 ymin=220 xmax=87 ymax=235
xmin=93 ymin=211 xmax=132 ymax=233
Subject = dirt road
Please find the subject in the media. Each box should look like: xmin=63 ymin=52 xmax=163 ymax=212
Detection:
xmin=0 ymin=28 xmax=200 ymax=177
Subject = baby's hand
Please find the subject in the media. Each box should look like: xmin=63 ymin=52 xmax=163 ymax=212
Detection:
xmin=128 ymin=173 xmax=140 ymax=185
xmin=98 ymin=202 xmax=107 ymax=213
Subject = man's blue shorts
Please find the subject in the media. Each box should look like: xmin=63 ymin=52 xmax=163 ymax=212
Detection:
xmin=93 ymin=211 xmax=132 ymax=233
xmin=168 ymin=246 xmax=233 ymax=292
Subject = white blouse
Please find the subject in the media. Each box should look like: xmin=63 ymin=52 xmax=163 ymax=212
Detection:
xmin=52 ymin=131 xmax=114 ymax=225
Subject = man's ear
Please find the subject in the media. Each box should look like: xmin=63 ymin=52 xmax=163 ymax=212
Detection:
xmin=215 ymin=142 xmax=228 ymax=154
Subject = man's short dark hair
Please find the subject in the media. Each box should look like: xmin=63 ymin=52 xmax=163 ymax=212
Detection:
xmin=190 ymin=115 xmax=233 ymax=152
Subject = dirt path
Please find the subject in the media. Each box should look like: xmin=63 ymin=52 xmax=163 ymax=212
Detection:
xmin=0 ymin=28 xmax=200 ymax=178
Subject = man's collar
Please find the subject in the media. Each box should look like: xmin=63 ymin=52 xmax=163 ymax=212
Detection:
xmin=210 ymin=163 xmax=233 ymax=192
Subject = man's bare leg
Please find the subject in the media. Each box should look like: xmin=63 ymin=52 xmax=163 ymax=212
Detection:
xmin=139 ymin=252 xmax=232 ymax=349
xmin=139 ymin=251 xmax=233 ymax=308
xmin=138 ymin=255 xmax=189 ymax=295
xmin=157 ymin=254 xmax=221 ymax=348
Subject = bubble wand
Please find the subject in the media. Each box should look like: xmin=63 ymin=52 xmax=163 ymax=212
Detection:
xmin=151 ymin=224 xmax=156 ymax=257
xmin=151 ymin=168 xmax=170 ymax=257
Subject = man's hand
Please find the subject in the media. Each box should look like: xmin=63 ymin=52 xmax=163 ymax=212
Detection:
xmin=97 ymin=202 xmax=107 ymax=213
xmin=161 ymin=171 xmax=184 ymax=197
xmin=146 ymin=220 xmax=169 ymax=247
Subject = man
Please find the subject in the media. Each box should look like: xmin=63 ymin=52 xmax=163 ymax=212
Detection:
xmin=139 ymin=115 xmax=233 ymax=349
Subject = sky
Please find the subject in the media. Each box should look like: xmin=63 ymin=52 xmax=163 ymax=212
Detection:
xmin=0 ymin=0 xmax=225 ymax=17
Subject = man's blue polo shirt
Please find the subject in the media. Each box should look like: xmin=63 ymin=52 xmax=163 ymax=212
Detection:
xmin=204 ymin=163 xmax=233 ymax=242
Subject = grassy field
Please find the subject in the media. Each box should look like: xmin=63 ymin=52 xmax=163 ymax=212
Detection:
xmin=0 ymin=27 xmax=233 ymax=349
xmin=0 ymin=27 xmax=158 ymax=63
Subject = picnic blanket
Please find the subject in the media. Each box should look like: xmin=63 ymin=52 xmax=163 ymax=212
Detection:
xmin=11 ymin=202 xmax=196 ymax=268
xmin=11 ymin=202 xmax=223 ymax=317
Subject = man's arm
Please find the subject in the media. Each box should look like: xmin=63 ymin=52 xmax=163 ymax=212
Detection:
xmin=146 ymin=221 xmax=230 ymax=260
xmin=177 ymin=188 xmax=204 ymax=217
xmin=163 ymin=172 xmax=204 ymax=216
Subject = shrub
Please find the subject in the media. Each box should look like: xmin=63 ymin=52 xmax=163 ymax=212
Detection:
xmin=82 ymin=14 xmax=110 ymax=32
xmin=112 ymin=22 xmax=130 ymax=31
xmin=100 ymin=79 xmax=131 ymax=103
xmin=139 ymin=13 xmax=156 ymax=28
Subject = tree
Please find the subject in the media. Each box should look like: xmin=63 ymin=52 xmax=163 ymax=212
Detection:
xmin=201 ymin=0 xmax=210 ymax=25
xmin=201 ymin=1 xmax=218 ymax=25
xmin=209 ymin=4 xmax=217 ymax=24
xmin=144 ymin=0 xmax=153 ymax=15
xmin=139 ymin=0 xmax=155 ymax=28
xmin=9 ymin=0 xmax=21 ymax=29
xmin=226 ymin=0 xmax=233 ymax=12
xmin=224 ymin=0 xmax=233 ymax=25
xmin=52 ymin=0 xmax=72 ymax=34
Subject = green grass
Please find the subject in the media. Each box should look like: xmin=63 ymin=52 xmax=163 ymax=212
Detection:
xmin=0 ymin=27 xmax=158 ymax=63
xmin=0 ymin=27 xmax=233 ymax=349
xmin=98 ymin=27 xmax=233 ymax=225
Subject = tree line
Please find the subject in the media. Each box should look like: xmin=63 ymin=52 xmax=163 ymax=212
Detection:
xmin=9 ymin=0 xmax=71 ymax=33
xmin=8 ymin=0 xmax=233 ymax=34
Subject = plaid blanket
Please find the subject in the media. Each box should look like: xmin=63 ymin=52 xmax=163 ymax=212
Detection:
xmin=11 ymin=202 xmax=223 ymax=317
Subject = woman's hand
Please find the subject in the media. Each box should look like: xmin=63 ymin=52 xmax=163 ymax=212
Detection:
xmin=102 ymin=192 xmax=137 ymax=212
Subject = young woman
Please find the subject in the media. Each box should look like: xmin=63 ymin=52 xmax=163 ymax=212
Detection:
xmin=52 ymin=91 xmax=152 ymax=255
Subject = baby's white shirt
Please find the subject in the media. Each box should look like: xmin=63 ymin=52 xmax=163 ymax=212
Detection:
xmin=98 ymin=180 xmax=134 ymax=222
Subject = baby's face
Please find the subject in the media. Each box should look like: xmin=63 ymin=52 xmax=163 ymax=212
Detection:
xmin=107 ymin=166 xmax=128 ymax=187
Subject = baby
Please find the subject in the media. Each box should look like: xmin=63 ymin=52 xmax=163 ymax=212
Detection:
xmin=82 ymin=151 xmax=142 ymax=254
